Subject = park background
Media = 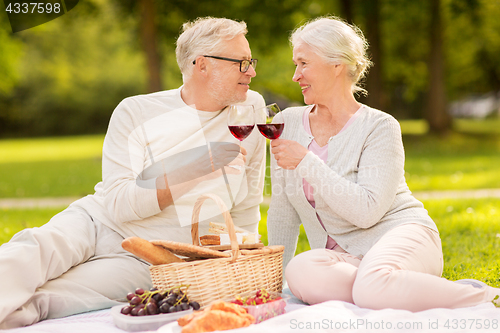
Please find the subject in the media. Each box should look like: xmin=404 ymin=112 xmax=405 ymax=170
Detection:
xmin=1 ymin=0 xmax=500 ymax=284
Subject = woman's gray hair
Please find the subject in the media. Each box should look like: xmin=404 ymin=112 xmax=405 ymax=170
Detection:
xmin=290 ymin=16 xmax=372 ymax=96
xmin=176 ymin=17 xmax=248 ymax=81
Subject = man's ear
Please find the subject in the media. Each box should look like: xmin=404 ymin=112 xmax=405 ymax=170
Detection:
xmin=193 ymin=56 xmax=209 ymax=77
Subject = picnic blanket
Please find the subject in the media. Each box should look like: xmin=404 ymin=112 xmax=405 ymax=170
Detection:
xmin=4 ymin=289 xmax=500 ymax=333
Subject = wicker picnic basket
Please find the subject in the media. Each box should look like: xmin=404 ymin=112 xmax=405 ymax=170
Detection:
xmin=149 ymin=193 xmax=284 ymax=307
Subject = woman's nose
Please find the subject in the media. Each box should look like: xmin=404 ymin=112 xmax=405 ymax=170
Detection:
xmin=292 ymin=68 xmax=301 ymax=82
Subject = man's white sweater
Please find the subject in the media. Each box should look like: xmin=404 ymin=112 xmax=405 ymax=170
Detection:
xmin=73 ymin=88 xmax=266 ymax=243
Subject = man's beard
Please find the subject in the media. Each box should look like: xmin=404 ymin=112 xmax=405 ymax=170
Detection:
xmin=209 ymin=69 xmax=246 ymax=107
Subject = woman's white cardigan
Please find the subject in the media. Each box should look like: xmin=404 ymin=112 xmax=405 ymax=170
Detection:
xmin=267 ymin=105 xmax=437 ymax=268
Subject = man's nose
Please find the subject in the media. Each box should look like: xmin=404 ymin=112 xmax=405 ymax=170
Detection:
xmin=245 ymin=64 xmax=257 ymax=77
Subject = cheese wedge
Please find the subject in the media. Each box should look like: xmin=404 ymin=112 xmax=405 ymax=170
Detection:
xmin=208 ymin=222 xmax=248 ymax=234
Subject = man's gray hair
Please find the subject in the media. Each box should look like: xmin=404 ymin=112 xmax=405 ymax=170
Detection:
xmin=176 ymin=17 xmax=248 ymax=82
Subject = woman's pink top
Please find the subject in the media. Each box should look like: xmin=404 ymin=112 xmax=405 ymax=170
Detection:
xmin=302 ymin=105 xmax=362 ymax=250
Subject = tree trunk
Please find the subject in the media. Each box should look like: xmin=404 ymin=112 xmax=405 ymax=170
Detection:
xmin=139 ymin=0 xmax=162 ymax=93
xmin=360 ymin=0 xmax=384 ymax=111
xmin=426 ymin=0 xmax=451 ymax=134
xmin=339 ymin=0 xmax=354 ymax=24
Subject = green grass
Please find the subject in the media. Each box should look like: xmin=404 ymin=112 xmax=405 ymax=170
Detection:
xmin=389 ymin=119 xmax=500 ymax=191
xmin=424 ymin=198 xmax=500 ymax=286
xmin=454 ymin=118 xmax=500 ymax=135
xmin=1 ymin=120 xmax=500 ymax=198
xmin=264 ymin=119 xmax=500 ymax=195
xmin=2 ymin=199 xmax=499 ymax=286
xmin=260 ymin=198 xmax=500 ymax=286
xmin=259 ymin=203 xmax=311 ymax=255
xmin=0 ymin=159 xmax=102 ymax=197
xmin=0 ymin=207 xmax=65 ymax=244
xmin=403 ymin=133 xmax=500 ymax=191
xmin=0 ymin=135 xmax=104 ymax=164
xmin=1 ymin=120 xmax=500 ymax=288
xmin=399 ymin=118 xmax=500 ymax=135
xmin=0 ymin=135 xmax=103 ymax=198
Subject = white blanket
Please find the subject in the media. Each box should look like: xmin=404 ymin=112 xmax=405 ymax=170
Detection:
xmin=4 ymin=294 xmax=500 ymax=333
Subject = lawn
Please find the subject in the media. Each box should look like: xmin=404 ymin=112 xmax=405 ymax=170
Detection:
xmin=270 ymin=198 xmax=500 ymax=288
xmin=260 ymin=198 xmax=500 ymax=286
xmin=403 ymin=133 xmax=500 ymax=191
xmin=2 ymin=119 xmax=500 ymax=198
xmin=2 ymin=198 xmax=500 ymax=286
xmin=0 ymin=135 xmax=103 ymax=198
xmin=1 ymin=118 xmax=500 ymax=284
xmin=425 ymin=198 xmax=500 ymax=286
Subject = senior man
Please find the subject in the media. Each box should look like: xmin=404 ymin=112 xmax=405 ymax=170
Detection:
xmin=0 ymin=17 xmax=265 ymax=328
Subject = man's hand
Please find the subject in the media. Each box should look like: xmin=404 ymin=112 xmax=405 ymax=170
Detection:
xmin=151 ymin=142 xmax=246 ymax=210
xmin=270 ymin=139 xmax=308 ymax=170
xmin=211 ymin=143 xmax=246 ymax=175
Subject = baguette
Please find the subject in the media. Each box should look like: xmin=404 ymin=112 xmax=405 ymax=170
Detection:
xmin=122 ymin=237 xmax=184 ymax=265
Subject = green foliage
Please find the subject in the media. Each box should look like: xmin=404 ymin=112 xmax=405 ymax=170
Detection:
xmin=0 ymin=13 xmax=23 ymax=95
xmin=445 ymin=0 xmax=500 ymax=99
xmin=2 ymin=0 xmax=500 ymax=136
xmin=380 ymin=0 xmax=430 ymax=113
xmin=1 ymin=0 xmax=146 ymax=137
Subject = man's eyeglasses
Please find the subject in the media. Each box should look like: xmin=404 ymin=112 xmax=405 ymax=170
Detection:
xmin=192 ymin=55 xmax=258 ymax=73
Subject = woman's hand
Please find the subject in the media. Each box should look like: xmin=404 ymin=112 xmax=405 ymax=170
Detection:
xmin=270 ymin=139 xmax=309 ymax=169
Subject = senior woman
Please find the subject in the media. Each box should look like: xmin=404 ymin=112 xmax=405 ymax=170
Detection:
xmin=267 ymin=16 xmax=500 ymax=311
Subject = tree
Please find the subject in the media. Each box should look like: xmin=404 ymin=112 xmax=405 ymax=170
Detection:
xmin=339 ymin=0 xmax=354 ymax=24
xmin=139 ymin=0 xmax=162 ymax=93
xmin=361 ymin=0 xmax=384 ymax=111
xmin=426 ymin=0 xmax=452 ymax=134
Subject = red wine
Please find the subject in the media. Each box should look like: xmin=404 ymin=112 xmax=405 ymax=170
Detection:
xmin=257 ymin=123 xmax=284 ymax=140
xmin=229 ymin=125 xmax=255 ymax=141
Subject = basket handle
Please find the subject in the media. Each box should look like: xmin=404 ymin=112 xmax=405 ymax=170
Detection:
xmin=190 ymin=193 xmax=240 ymax=262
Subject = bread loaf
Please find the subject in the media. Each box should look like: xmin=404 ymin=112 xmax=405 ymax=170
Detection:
xmin=121 ymin=237 xmax=184 ymax=265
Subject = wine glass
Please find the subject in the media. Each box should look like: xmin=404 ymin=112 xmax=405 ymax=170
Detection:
xmin=226 ymin=104 xmax=255 ymax=170
xmin=255 ymin=103 xmax=283 ymax=140
xmin=256 ymin=103 xmax=284 ymax=169
xmin=227 ymin=105 xmax=255 ymax=143
xmin=225 ymin=105 xmax=255 ymax=207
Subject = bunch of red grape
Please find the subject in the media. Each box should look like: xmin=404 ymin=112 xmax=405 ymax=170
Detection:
xmin=120 ymin=285 xmax=200 ymax=316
